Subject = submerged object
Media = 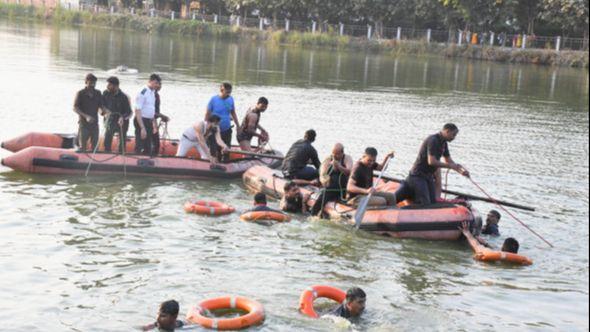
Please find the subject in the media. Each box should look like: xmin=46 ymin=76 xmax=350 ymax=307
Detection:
xmin=107 ymin=65 xmax=138 ymax=74
xmin=1 ymin=146 xmax=282 ymax=179
xmin=243 ymin=166 xmax=477 ymax=240
xmin=186 ymin=296 xmax=265 ymax=330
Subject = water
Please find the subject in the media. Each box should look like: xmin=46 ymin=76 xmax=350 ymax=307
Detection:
xmin=0 ymin=21 xmax=588 ymax=331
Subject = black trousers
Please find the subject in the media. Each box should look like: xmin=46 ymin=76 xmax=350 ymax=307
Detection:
xmin=219 ymin=128 xmax=232 ymax=161
xmin=393 ymin=174 xmax=436 ymax=205
xmin=78 ymin=121 xmax=99 ymax=152
xmin=103 ymin=118 xmax=129 ymax=153
xmin=311 ymin=188 xmax=345 ymax=216
xmin=153 ymin=130 xmax=161 ymax=156
xmin=134 ymin=118 xmax=155 ymax=156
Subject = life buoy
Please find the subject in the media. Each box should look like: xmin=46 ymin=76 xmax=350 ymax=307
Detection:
xmin=240 ymin=211 xmax=290 ymax=222
xmin=184 ymin=200 xmax=235 ymax=216
xmin=475 ymin=251 xmax=533 ymax=265
xmin=186 ymin=296 xmax=265 ymax=330
xmin=299 ymin=285 xmax=346 ymax=318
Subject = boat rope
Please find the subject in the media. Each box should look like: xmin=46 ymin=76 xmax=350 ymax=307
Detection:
xmin=468 ymin=177 xmax=553 ymax=248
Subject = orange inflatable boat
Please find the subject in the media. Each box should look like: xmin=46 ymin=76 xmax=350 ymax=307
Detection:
xmin=243 ymin=166 xmax=479 ymax=240
xmin=1 ymin=146 xmax=282 ymax=179
xmin=2 ymin=131 xmax=200 ymax=158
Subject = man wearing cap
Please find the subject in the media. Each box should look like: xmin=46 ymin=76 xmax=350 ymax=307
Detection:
xmin=73 ymin=73 xmax=106 ymax=152
xmin=134 ymin=74 xmax=160 ymax=156
xmin=102 ymin=76 xmax=132 ymax=153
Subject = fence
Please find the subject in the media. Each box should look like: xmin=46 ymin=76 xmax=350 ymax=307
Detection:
xmin=6 ymin=0 xmax=590 ymax=51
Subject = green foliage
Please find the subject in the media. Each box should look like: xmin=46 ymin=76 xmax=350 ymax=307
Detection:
xmin=0 ymin=2 xmax=587 ymax=68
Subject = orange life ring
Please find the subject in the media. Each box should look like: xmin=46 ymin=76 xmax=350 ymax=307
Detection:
xmin=299 ymin=285 xmax=346 ymax=318
xmin=184 ymin=200 xmax=235 ymax=216
xmin=475 ymin=251 xmax=533 ymax=265
xmin=240 ymin=211 xmax=291 ymax=222
xmin=186 ymin=296 xmax=265 ymax=330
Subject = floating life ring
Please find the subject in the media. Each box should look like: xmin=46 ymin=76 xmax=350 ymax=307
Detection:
xmin=240 ymin=210 xmax=290 ymax=223
xmin=299 ymin=285 xmax=346 ymax=318
xmin=475 ymin=251 xmax=533 ymax=265
xmin=184 ymin=200 xmax=235 ymax=216
xmin=186 ymin=296 xmax=265 ymax=330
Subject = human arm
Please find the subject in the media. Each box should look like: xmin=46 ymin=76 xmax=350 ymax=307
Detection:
xmin=440 ymin=155 xmax=469 ymax=177
xmin=195 ymin=123 xmax=212 ymax=160
xmin=319 ymin=158 xmax=331 ymax=187
xmin=339 ymin=155 xmax=353 ymax=176
xmin=73 ymin=91 xmax=95 ymax=123
xmin=375 ymin=151 xmax=394 ymax=171
xmin=156 ymin=112 xmax=170 ymax=122
xmin=310 ymin=147 xmax=321 ymax=169
xmin=257 ymin=123 xmax=269 ymax=141
xmin=134 ymin=92 xmax=147 ymax=138
xmin=215 ymin=128 xmax=229 ymax=153
xmin=346 ymin=172 xmax=373 ymax=196
xmin=134 ymin=108 xmax=147 ymax=139
xmin=301 ymin=193 xmax=310 ymax=213
xmin=231 ymin=108 xmax=240 ymax=132
xmin=426 ymin=140 xmax=469 ymax=177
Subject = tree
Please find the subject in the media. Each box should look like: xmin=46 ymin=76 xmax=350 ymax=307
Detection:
xmin=540 ymin=0 xmax=589 ymax=37
xmin=513 ymin=0 xmax=542 ymax=34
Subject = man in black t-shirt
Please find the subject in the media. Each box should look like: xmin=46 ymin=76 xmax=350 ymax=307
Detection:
xmin=393 ymin=123 xmax=470 ymax=205
xmin=102 ymin=76 xmax=132 ymax=153
xmin=281 ymin=129 xmax=321 ymax=183
xmin=73 ymin=73 xmax=106 ymax=152
xmin=346 ymin=147 xmax=395 ymax=207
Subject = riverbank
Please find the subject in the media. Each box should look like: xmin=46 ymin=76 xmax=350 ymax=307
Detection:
xmin=1 ymin=3 xmax=588 ymax=68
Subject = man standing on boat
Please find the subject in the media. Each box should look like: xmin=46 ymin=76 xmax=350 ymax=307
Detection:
xmin=73 ymin=73 xmax=106 ymax=152
xmin=393 ymin=123 xmax=470 ymax=205
xmin=152 ymin=79 xmax=170 ymax=155
xmin=237 ymin=97 xmax=270 ymax=151
xmin=102 ymin=76 xmax=132 ymax=153
xmin=204 ymin=83 xmax=240 ymax=158
xmin=134 ymin=74 xmax=161 ymax=156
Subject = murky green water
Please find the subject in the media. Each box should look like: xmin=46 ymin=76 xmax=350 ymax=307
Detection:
xmin=0 ymin=21 xmax=588 ymax=331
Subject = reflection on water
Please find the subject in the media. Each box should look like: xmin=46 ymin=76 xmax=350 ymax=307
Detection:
xmin=42 ymin=23 xmax=590 ymax=110
xmin=0 ymin=21 xmax=588 ymax=331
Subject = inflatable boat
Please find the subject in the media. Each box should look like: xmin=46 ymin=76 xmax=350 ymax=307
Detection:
xmin=1 ymin=147 xmax=282 ymax=179
xmin=2 ymin=131 xmax=200 ymax=158
xmin=243 ymin=166 xmax=479 ymax=240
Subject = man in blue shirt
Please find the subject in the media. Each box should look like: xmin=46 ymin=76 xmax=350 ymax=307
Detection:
xmin=204 ymin=83 xmax=240 ymax=158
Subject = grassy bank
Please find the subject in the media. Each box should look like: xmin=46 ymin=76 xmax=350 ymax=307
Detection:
xmin=1 ymin=3 xmax=588 ymax=68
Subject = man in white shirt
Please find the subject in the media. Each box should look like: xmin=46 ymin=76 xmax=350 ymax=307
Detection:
xmin=134 ymin=74 xmax=160 ymax=156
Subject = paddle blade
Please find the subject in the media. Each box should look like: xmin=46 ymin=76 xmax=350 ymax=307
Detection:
xmin=354 ymin=196 xmax=370 ymax=229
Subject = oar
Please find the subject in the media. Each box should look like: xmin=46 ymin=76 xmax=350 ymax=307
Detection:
xmin=375 ymin=174 xmax=536 ymax=212
xmin=354 ymin=157 xmax=392 ymax=229
xmin=231 ymin=149 xmax=284 ymax=160
xmin=468 ymin=177 xmax=553 ymax=248
xmin=84 ymin=127 xmax=102 ymax=177
xmin=120 ymin=125 xmax=127 ymax=178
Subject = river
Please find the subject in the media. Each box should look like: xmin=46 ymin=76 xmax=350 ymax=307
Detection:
xmin=0 ymin=21 xmax=588 ymax=331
